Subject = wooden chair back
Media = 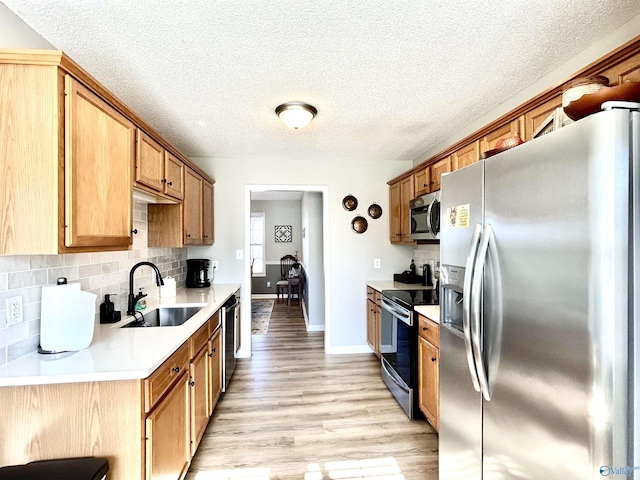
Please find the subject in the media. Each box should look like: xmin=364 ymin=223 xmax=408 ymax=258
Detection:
xmin=279 ymin=255 xmax=297 ymax=280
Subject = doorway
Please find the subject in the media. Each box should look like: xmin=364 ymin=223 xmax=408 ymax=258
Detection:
xmin=243 ymin=185 xmax=329 ymax=357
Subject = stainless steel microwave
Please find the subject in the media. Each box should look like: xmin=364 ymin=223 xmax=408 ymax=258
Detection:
xmin=410 ymin=191 xmax=440 ymax=240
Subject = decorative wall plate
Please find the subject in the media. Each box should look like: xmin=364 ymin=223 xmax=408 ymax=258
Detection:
xmin=342 ymin=194 xmax=358 ymax=211
xmin=274 ymin=225 xmax=292 ymax=242
xmin=351 ymin=215 xmax=368 ymax=234
xmin=368 ymin=203 xmax=382 ymax=219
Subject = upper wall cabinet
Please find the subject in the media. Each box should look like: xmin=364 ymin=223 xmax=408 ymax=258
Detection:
xmin=202 ymin=181 xmax=214 ymax=245
xmin=65 ymin=76 xmax=135 ymax=249
xmin=480 ymin=118 xmax=523 ymax=154
xmin=0 ymin=57 xmax=134 ymax=254
xmin=452 ymin=141 xmax=480 ymax=171
xmin=135 ymin=129 xmax=185 ymax=201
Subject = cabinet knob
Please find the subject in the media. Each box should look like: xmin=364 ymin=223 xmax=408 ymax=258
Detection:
xmin=213 ymin=347 xmax=216 ymax=352
xmin=186 ymin=233 xmax=191 ymax=238
xmin=208 ymin=353 xmax=213 ymax=357
xmin=204 ymin=235 xmax=209 ymax=238
xmin=161 ymin=178 xmax=167 ymax=183
xmin=131 ymin=229 xmax=138 ymax=234
xmin=431 ymin=357 xmax=437 ymax=362
xmin=172 ymin=366 xmax=180 ymax=373
xmin=423 ymin=183 xmax=428 ymax=187
xmin=168 ymin=181 xmax=173 ymax=186
xmin=422 ymin=326 xmax=428 ymax=331
xmin=189 ymin=380 xmax=195 ymax=387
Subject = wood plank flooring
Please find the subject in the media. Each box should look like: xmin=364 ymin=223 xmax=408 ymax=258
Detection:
xmin=186 ymin=300 xmax=439 ymax=480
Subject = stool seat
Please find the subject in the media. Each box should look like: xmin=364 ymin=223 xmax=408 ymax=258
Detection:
xmin=0 ymin=457 xmax=109 ymax=480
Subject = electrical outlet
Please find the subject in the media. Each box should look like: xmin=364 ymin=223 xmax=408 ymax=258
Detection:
xmin=267 ymin=281 xmax=271 ymax=288
xmin=373 ymin=258 xmax=381 ymax=269
xmin=6 ymin=295 xmax=23 ymax=325
xmin=212 ymin=260 xmax=219 ymax=270
xmin=236 ymin=250 xmax=243 ymax=260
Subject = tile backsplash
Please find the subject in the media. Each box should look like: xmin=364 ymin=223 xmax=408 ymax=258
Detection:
xmin=412 ymin=245 xmax=440 ymax=284
xmin=0 ymin=203 xmax=187 ymax=366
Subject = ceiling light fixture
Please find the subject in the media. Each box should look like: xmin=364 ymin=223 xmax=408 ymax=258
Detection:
xmin=275 ymin=102 xmax=317 ymax=129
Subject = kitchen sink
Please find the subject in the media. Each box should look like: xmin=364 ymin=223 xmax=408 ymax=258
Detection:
xmin=121 ymin=306 xmax=204 ymax=328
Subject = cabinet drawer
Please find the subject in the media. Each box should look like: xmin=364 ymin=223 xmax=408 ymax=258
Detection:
xmin=374 ymin=291 xmax=382 ymax=305
xmin=189 ymin=321 xmax=211 ymax=358
xmin=366 ymin=286 xmax=375 ymax=301
xmin=418 ymin=315 xmax=439 ymax=347
xmin=145 ymin=342 xmax=189 ymax=412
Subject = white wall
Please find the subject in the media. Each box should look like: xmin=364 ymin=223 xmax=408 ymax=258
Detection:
xmin=250 ymin=200 xmax=302 ymax=262
xmin=188 ymin=158 xmax=415 ymax=355
xmin=416 ymin=14 xmax=640 ymax=164
xmin=301 ymin=192 xmax=325 ymax=330
xmin=0 ymin=3 xmax=53 ymax=48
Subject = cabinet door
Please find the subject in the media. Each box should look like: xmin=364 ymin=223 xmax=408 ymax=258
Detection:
xmin=389 ymin=181 xmax=402 ymax=243
xmin=366 ymin=299 xmax=377 ymax=354
xmin=164 ymin=151 xmax=184 ymax=200
xmin=374 ymin=304 xmax=381 ymax=357
xmin=208 ymin=329 xmax=223 ymax=415
xmin=429 ymin=156 xmax=452 ymax=192
xmin=146 ymin=373 xmax=190 ymax=480
xmin=523 ymin=95 xmax=562 ymax=142
xmin=452 ymin=141 xmax=480 ymax=171
xmin=64 ymin=76 xmax=134 ymax=248
xmin=184 ymin=168 xmax=203 ymax=244
xmin=190 ymin=345 xmax=210 ymax=456
xmin=418 ymin=336 xmax=439 ymax=431
xmin=480 ymin=118 xmax=522 ymax=154
xmin=414 ymin=166 xmax=430 ymax=196
xmin=136 ymin=129 xmax=164 ymax=192
xmin=399 ymin=176 xmax=415 ymax=242
xmin=202 ymin=181 xmax=214 ymax=245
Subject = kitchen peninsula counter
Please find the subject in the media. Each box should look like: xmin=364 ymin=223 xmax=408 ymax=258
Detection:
xmin=0 ymin=283 xmax=240 ymax=387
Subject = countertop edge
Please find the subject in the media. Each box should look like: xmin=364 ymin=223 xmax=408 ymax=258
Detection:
xmin=0 ymin=283 xmax=241 ymax=387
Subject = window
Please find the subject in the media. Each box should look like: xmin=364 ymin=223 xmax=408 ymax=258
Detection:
xmin=250 ymin=212 xmax=265 ymax=276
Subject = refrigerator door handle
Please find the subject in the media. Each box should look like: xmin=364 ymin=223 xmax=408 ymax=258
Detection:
xmin=463 ymin=223 xmax=483 ymax=392
xmin=471 ymin=224 xmax=493 ymax=401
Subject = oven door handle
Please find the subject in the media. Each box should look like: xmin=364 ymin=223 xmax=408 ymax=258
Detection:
xmin=381 ymin=298 xmax=412 ymax=326
xmin=381 ymin=358 xmax=410 ymax=393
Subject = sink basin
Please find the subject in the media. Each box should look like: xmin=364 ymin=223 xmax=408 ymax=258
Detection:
xmin=121 ymin=306 xmax=203 ymax=328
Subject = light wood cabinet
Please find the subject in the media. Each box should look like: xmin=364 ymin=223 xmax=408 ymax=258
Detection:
xmin=429 ymin=155 xmax=452 ymax=192
xmin=65 ymin=76 xmax=135 ymax=249
xmin=480 ymin=118 xmax=523 ymax=154
xmin=414 ymin=166 xmax=430 ymax=197
xmin=136 ymin=130 xmax=165 ymax=192
xmin=365 ymin=287 xmax=382 ymax=358
xmin=418 ymin=314 xmax=439 ymax=431
xmin=145 ymin=372 xmax=190 ymax=480
xmin=452 ymin=140 xmax=480 ymax=171
xmin=164 ymin=151 xmax=184 ymax=200
xmin=203 ymin=180 xmax=214 ymax=245
xmin=184 ymin=168 xmax=204 ymax=245
xmin=208 ymin=327 xmax=223 ymax=415
xmin=189 ymin=344 xmax=210 ymax=456
xmin=523 ymin=96 xmax=562 ymax=142
xmin=389 ymin=176 xmax=416 ymax=244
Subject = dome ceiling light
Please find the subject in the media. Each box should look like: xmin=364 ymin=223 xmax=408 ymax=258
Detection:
xmin=275 ymin=102 xmax=317 ymax=129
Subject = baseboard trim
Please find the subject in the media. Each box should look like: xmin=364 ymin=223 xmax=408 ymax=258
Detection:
xmin=251 ymin=294 xmax=278 ymax=300
xmin=325 ymin=345 xmax=375 ymax=355
xmin=306 ymin=324 xmax=325 ymax=332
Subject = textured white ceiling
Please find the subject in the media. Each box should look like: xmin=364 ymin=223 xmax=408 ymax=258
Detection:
xmin=3 ymin=0 xmax=639 ymax=163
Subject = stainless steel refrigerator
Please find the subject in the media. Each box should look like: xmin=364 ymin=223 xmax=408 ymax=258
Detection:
xmin=439 ymin=103 xmax=639 ymax=480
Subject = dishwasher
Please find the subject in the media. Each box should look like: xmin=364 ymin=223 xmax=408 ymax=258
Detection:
xmin=221 ymin=291 xmax=239 ymax=392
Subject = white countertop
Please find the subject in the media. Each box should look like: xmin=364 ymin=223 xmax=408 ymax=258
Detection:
xmin=366 ymin=280 xmax=432 ymax=292
xmin=415 ymin=305 xmax=440 ymax=324
xmin=0 ymin=283 xmax=240 ymax=387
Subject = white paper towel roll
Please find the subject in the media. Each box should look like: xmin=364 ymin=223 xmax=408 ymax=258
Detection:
xmin=40 ymin=283 xmax=97 ymax=352
xmin=160 ymin=276 xmax=177 ymax=298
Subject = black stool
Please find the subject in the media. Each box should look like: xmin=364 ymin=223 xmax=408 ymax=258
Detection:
xmin=0 ymin=457 xmax=109 ymax=480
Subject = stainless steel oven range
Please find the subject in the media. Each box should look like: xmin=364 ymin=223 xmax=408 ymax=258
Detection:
xmin=380 ymin=288 xmax=438 ymax=419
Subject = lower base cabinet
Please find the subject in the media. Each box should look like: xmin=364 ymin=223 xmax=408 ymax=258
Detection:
xmin=0 ymin=309 xmax=226 ymax=480
xmin=146 ymin=373 xmax=190 ymax=480
xmin=418 ymin=314 xmax=440 ymax=431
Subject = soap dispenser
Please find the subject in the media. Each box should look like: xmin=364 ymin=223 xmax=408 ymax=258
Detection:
xmin=99 ymin=294 xmax=121 ymax=324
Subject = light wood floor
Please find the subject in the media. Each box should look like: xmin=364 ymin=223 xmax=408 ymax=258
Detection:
xmin=187 ymin=300 xmax=439 ymax=480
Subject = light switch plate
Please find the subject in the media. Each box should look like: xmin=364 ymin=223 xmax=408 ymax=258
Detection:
xmin=236 ymin=250 xmax=243 ymax=260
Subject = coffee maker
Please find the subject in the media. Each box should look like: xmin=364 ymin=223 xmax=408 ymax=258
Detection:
xmin=186 ymin=259 xmax=211 ymax=288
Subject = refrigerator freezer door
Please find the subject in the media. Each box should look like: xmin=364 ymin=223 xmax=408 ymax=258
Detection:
xmin=440 ymin=161 xmax=484 ymax=268
xmin=481 ymin=109 xmax=632 ymax=479
xmin=440 ymin=324 xmax=483 ymax=480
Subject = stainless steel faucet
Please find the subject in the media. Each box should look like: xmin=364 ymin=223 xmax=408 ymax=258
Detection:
xmin=127 ymin=261 xmax=164 ymax=315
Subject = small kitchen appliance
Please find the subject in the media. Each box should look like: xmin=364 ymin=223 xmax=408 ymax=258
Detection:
xmin=186 ymin=259 xmax=211 ymax=288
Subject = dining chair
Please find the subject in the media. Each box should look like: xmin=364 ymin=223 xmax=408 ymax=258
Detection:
xmin=276 ymin=254 xmax=297 ymax=302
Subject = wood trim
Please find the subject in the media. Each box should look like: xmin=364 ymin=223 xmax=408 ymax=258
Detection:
xmin=393 ymin=34 xmax=640 ymax=182
xmin=0 ymin=49 xmax=214 ymax=184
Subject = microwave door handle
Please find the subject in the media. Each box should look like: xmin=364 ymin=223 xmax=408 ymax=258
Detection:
xmin=426 ymin=198 xmax=435 ymax=236
xmin=463 ymin=223 xmax=483 ymax=393
xmin=471 ymin=224 xmax=493 ymax=401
